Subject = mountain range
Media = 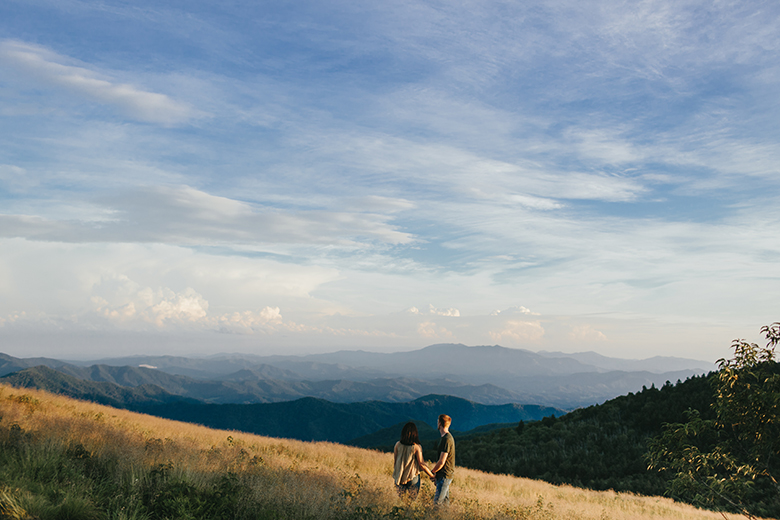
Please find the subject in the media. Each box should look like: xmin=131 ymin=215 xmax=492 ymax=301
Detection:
xmin=1 ymin=344 xmax=714 ymax=408
xmin=0 ymin=365 xmax=561 ymax=443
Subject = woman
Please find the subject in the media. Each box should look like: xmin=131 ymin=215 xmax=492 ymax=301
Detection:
xmin=393 ymin=421 xmax=435 ymax=498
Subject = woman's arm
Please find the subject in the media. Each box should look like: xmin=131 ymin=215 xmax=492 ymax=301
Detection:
xmin=415 ymin=445 xmax=435 ymax=478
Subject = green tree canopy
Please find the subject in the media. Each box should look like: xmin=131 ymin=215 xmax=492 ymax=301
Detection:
xmin=647 ymin=322 xmax=780 ymax=519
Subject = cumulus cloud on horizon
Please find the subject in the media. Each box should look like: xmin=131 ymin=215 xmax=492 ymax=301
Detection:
xmin=489 ymin=320 xmax=546 ymax=344
xmin=407 ymin=304 xmax=460 ymax=317
xmin=568 ymin=324 xmax=608 ymax=342
xmin=85 ymin=280 xmax=286 ymax=334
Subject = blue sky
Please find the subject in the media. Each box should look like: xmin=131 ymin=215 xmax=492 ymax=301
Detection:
xmin=1 ymin=0 xmax=778 ymax=360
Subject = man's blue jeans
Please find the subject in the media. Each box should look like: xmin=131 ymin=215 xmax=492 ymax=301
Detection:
xmin=433 ymin=477 xmax=452 ymax=504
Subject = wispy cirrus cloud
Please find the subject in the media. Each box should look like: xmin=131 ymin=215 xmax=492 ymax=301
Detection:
xmin=0 ymin=40 xmax=199 ymax=125
xmin=0 ymin=185 xmax=414 ymax=247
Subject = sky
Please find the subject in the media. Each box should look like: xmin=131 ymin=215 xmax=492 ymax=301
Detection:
xmin=1 ymin=0 xmax=779 ymax=361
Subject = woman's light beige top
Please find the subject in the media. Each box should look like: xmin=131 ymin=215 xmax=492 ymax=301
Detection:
xmin=393 ymin=441 xmax=420 ymax=485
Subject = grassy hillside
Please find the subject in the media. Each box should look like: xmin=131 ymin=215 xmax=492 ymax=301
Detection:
xmin=0 ymin=383 xmax=743 ymax=520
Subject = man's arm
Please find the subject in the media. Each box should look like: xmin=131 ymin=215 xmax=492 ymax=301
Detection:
xmin=430 ymin=451 xmax=448 ymax=474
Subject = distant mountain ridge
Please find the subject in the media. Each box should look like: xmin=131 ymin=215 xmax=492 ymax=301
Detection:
xmin=0 ymin=366 xmax=563 ymax=443
xmin=82 ymin=343 xmax=714 ymax=377
xmin=0 ymin=344 xmax=714 ymax=408
xmin=0 ymin=366 xmax=195 ymax=408
xmin=534 ymin=350 xmax=714 ymax=373
xmin=0 ymin=356 xmax=532 ymax=405
xmin=0 ymin=342 xmax=716 ymax=447
xmin=0 ymin=352 xmax=74 ymax=375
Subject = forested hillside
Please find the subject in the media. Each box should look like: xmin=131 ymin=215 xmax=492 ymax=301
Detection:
xmin=457 ymin=373 xmax=716 ymax=496
xmin=138 ymin=394 xmax=561 ymax=443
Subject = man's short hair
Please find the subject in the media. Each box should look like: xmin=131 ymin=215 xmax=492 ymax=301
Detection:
xmin=438 ymin=414 xmax=452 ymax=428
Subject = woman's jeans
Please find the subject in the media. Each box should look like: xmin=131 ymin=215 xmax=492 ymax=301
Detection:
xmin=396 ymin=474 xmax=420 ymax=499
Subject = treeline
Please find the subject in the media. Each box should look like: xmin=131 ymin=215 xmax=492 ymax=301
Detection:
xmin=455 ymin=373 xmax=716 ymax=496
xmin=137 ymin=394 xmax=560 ymax=444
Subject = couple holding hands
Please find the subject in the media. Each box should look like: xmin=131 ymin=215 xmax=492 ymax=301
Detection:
xmin=392 ymin=414 xmax=455 ymax=505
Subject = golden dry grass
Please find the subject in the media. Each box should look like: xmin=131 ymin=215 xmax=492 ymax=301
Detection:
xmin=0 ymin=383 xmax=758 ymax=520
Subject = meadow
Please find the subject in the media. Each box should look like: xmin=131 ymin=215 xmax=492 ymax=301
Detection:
xmin=0 ymin=383 xmax=756 ymax=520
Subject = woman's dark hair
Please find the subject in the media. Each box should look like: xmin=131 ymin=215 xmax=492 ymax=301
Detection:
xmin=400 ymin=421 xmax=420 ymax=446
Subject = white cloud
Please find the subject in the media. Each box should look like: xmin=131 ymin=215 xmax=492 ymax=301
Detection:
xmin=0 ymin=40 xmax=198 ymax=125
xmin=0 ymin=238 xmax=344 ymax=326
xmin=506 ymin=194 xmax=563 ymax=211
xmin=568 ymin=324 xmax=608 ymax=342
xmin=92 ymin=285 xmax=208 ymax=327
xmin=491 ymin=306 xmax=539 ymax=316
xmin=417 ymin=321 xmax=454 ymax=340
xmin=489 ymin=320 xmax=545 ymax=343
xmin=428 ymin=304 xmax=460 ymax=317
xmin=216 ymin=307 xmax=283 ymax=334
xmin=89 ymin=282 xmax=287 ymax=334
xmin=297 ymin=129 xmax=648 ymax=204
xmin=406 ymin=305 xmax=460 ymax=317
xmin=0 ymin=311 xmax=28 ymax=327
xmin=0 ymin=185 xmax=415 ymax=247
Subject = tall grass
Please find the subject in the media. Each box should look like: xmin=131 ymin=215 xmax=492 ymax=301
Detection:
xmin=0 ymin=384 xmax=754 ymax=520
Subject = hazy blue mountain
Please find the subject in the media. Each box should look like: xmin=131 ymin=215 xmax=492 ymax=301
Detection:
xmin=47 ymin=360 xmax=700 ymax=408
xmin=246 ymin=360 xmax=389 ymax=381
xmin=215 ymin=366 xmax=302 ymax=381
xmin=2 ymin=343 xmax=713 ymax=408
xmin=0 ymin=353 xmax=78 ymax=377
xmin=474 ymin=369 xmax=707 ymax=408
xmin=1 ymin=366 xmax=563 ymax=443
xmin=264 ymin=344 xmax=594 ymax=378
xmin=68 ymin=354 xmax=264 ymax=379
xmin=0 ymin=366 xmax=194 ymax=407
xmin=0 ymin=358 xmax=534 ymax=405
xmin=235 ymin=343 xmax=713 ymax=384
xmin=535 ymin=350 xmax=715 ymax=373
xmin=252 ymin=345 xmax=712 ymax=407
xmin=79 ymin=343 xmax=713 ymax=379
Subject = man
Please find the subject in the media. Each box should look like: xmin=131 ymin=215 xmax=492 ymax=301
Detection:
xmin=429 ymin=414 xmax=455 ymax=504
